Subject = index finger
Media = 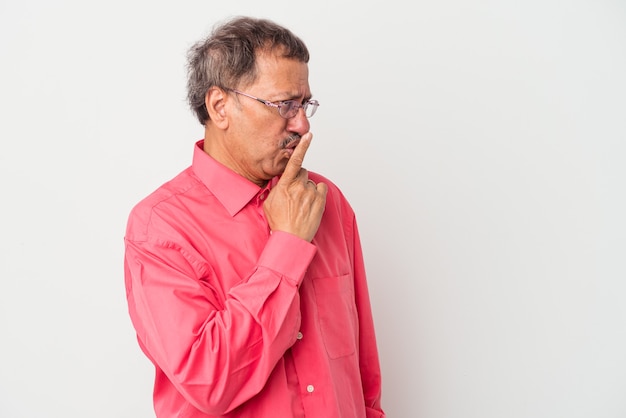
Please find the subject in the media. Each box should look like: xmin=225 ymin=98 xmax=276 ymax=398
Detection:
xmin=281 ymin=132 xmax=312 ymax=181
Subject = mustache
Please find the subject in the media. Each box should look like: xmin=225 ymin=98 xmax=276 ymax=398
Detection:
xmin=280 ymin=134 xmax=301 ymax=149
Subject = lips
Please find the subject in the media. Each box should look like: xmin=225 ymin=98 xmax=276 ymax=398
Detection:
xmin=282 ymin=135 xmax=301 ymax=152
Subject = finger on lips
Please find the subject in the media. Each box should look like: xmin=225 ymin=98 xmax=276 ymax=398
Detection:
xmin=282 ymin=133 xmax=312 ymax=181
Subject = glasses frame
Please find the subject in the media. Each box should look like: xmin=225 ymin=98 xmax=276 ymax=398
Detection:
xmin=226 ymin=88 xmax=319 ymax=119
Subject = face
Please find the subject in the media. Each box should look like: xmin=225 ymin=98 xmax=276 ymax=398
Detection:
xmin=219 ymin=51 xmax=312 ymax=186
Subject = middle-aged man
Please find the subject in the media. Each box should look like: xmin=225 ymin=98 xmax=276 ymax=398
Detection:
xmin=124 ymin=16 xmax=386 ymax=418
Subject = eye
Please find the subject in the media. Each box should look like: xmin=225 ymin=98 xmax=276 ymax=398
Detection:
xmin=278 ymin=100 xmax=300 ymax=118
xmin=281 ymin=100 xmax=298 ymax=111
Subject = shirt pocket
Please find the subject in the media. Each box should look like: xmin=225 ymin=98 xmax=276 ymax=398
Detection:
xmin=312 ymin=274 xmax=357 ymax=359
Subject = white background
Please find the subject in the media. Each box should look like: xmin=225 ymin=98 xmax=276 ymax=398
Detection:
xmin=1 ymin=1 xmax=625 ymax=417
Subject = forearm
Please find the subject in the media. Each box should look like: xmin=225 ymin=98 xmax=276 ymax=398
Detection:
xmin=172 ymin=267 xmax=301 ymax=413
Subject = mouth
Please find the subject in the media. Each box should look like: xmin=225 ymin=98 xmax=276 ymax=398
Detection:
xmin=281 ymin=134 xmax=301 ymax=155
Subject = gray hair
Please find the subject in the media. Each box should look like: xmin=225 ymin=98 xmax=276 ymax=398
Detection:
xmin=186 ymin=16 xmax=310 ymax=125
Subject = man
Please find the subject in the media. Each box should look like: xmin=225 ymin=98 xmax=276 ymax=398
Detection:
xmin=124 ymin=16 xmax=385 ymax=418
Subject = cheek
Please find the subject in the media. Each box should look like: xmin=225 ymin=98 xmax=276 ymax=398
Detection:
xmin=245 ymin=137 xmax=279 ymax=163
xmin=258 ymin=129 xmax=287 ymax=153
xmin=240 ymin=117 xmax=287 ymax=157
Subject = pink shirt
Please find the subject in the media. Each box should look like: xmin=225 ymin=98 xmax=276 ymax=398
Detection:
xmin=124 ymin=141 xmax=385 ymax=418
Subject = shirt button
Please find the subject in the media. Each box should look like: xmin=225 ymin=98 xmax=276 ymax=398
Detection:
xmin=297 ymin=332 xmax=303 ymax=340
xmin=259 ymin=193 xmax=266 ymax=200
xmin=306 ymin=384 xmax=315 ymax=393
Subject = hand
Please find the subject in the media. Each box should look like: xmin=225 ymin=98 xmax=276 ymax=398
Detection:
xmin=264 ymin=132 xmax=328 ymax=242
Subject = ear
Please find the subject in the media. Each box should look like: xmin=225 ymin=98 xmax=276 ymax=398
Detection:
xmin=205 ymin=87 xmax=229 ymax=129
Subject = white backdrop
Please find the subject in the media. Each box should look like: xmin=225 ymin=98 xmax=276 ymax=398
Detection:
xmin=1 ymin=1 xmax=625 ymax=417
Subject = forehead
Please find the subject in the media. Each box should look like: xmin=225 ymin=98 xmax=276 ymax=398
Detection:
xmin=249 ymin=51 xmax=310 ymax=96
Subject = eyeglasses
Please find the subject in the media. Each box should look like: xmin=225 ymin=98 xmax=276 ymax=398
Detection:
xmin=227 ymin=88 xmax=319 ymax=119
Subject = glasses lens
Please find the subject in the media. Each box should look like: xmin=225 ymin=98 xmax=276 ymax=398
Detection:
xmin=304 ymin=100 xmax=319 ymax=118
xmin=278 ymin=100 xmax=319 ymax=118
xmin=279 ymin=101 xmax=298 ymax=118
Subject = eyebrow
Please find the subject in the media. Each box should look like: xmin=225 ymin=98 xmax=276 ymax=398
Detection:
xmin=270 ymin=90 xmax=313 ymax=103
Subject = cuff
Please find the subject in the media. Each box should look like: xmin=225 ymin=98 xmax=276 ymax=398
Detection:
xmin=257 ymin=231 xmax=317 ymax=286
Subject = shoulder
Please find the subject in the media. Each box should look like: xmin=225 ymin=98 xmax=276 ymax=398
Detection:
xmin=308 ymin=171 xmax=340 ymax=194
xmin=308 ymin=171 xmax=355 ymax=215
xmin=125 ymin=167 xmax=199 ymax=239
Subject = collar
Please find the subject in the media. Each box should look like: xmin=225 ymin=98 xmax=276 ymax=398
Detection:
xmin=191 ymin=140 xmax=272 ymax=217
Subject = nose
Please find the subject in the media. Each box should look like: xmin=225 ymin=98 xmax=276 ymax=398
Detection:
xmin=286 ymin=106 xmax=310 ymax=135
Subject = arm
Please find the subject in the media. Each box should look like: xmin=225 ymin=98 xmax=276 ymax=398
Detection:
xmin=351 ymin=216 xmax=386 ymax=418
xmin=124 ymin=231 xmax=315 ymax=415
